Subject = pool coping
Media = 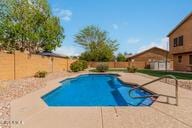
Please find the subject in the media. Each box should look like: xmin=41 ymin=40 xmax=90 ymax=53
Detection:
xmin=41 ymin=73 xmax=157 ymax=107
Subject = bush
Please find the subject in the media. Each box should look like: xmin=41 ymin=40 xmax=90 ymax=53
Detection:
xmin=80 ymin=60 xmax=88 ymax=69
xmin=34 ymin=71 xmax=48 ymax=78
xmin=96 ymin=63 xmax=109 ymax=72
xmin=70 ymin=60 xmax=88 ymax=72
xmin=127 ymin=66 xmax=137 ymax=73
xmin=70 ymin=61 xmax=82 ymax=72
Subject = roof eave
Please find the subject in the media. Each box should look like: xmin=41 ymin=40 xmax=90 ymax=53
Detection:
xmin=126 ymin=47 xmax=168 ymax=59
xmin=167 ymin=12 xmax=192 ymax=37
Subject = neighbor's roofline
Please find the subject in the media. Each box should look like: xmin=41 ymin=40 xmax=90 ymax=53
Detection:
xmin=39 ymin=51 xmax=68 ymax=58
xmin=167 ymin=12 xmax=192 ymax=37
xmin=127 ymin=47 xmax=168 ymax=59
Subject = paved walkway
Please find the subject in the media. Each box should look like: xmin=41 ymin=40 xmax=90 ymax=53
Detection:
xmin=11 ymin=73 xmax=192 ymax=128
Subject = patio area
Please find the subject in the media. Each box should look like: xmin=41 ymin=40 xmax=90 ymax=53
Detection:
xmin=10 ymin=72 xmax=192 ymax=128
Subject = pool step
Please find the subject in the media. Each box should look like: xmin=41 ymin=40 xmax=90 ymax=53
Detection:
xmin=117 ymin=87 xmax=154 ymax=106
xmin=117 ymin=87 xmax=145 ymax=106
xmin=111 ymin=90 xmax=128 ymax=106
xmin=140 ymin=98 xmax=153 ymax=106
xmin=108 ymin=79 xmax=122 ymax=89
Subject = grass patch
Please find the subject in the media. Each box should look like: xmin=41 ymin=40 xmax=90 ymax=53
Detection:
xmin=137 ymin=69 xmax=192 ymax=80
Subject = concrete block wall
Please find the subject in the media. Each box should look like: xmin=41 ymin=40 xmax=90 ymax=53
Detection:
xmin=0 ymin=52 xmax=75 ymax=80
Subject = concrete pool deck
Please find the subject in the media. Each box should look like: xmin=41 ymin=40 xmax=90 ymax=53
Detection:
xmin=11 ymin=72 xmax=192 ymax=128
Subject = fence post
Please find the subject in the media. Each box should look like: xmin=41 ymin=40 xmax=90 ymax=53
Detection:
xmin=67 ymin=59 xmax=69 ymax=71
xmin=13 ymin=51 xmax=16 ymax=80
xmin=51 ymin=57 xmax=54 ymax=73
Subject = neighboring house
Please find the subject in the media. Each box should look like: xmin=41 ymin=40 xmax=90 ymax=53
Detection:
xmin=127 ymin=47 xmax=172 ymax=69
xmin=39 ymin=51 xmax=68 ymax=58
xmin=125 ymin=54 xmax=133 ymax=59
xmin=167 ymin=12 xmax=192 ymax=72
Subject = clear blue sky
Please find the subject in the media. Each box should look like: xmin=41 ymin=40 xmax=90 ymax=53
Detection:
xmin=48 ymin=0 xmax=192 ymax=56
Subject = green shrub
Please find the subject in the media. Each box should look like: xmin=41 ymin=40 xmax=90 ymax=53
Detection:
xmin=80 ymin=60 xmax=88 ymax=69
xmin=70 ymin=60 xmax=88 ymax=72
xmin=127 ymin=66 xmax=137 ymax=73
xmin=70 ymin=61 xmax=82 ymax=72
xmin=34 ymin=71 xmax=48 ymax=78
xmin=96 ymin=63 xmax=109 ymax=72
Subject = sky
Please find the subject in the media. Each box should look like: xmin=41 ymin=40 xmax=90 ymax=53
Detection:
xmin=48 ymin=0 xmax=192 ymax=56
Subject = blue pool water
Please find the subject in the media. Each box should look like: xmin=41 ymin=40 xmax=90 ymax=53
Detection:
xmin=42 ymin=74 xmax=154 ymax=106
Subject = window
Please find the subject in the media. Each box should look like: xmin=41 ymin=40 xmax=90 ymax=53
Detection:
xmin=190 ymin=55 xmax=192 ymax=65
xmin=173 ymin=36 xmax=184 ymax=47
xmin=178 ymin=36 xmax=183 ymax=46
xmin=178 ymin=56 xmax=182 ymax=63
xmin=174 ymin=38 xmax=178 ymax=47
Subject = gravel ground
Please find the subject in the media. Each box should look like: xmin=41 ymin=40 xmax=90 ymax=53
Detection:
xmin=0 ymin=71 xmax=73 ymax=128
xmin=136 ymin=73 xmax=192 ymax=90
xmin=0 ymin=101 xmax=10 ymax=128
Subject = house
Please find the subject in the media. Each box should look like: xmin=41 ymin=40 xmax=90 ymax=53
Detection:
xmin=127 ymin=47 xmax=172 ymax=69
xmin=167 ymin=12 xmax=192 ymax=72
xmin=39 ymin=51 xmax=68 ymax=58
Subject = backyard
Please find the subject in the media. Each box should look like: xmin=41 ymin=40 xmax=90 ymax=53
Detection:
xmin=0 ymin=0 xmax=192 ymax=128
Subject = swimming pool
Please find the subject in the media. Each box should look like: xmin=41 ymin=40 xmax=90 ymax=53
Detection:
xmin=42 ymin=74 xmax=155 ymax=106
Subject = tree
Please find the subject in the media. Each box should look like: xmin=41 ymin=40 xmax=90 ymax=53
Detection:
xmin=116 ymin=53 xmax=126 ymax=62
xmin=75 ymin=25 xmax=118 ymax=61
xmin=0 ymin=0 xmax=64 ymax=53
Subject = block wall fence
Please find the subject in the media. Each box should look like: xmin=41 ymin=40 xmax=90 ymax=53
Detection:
xmin=88 ymin=62 xmax=129 ymax=68
xmin=88 ymin=61 xmax=173 ymax=69
xmin=0 ymin=51 xmax=75 ymax=80
xmin=88 ymin=61 xmax=146 ymax=69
